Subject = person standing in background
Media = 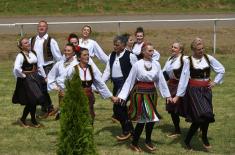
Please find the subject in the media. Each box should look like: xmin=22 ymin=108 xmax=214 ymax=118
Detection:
xmin=132 ymin=27 xmax=160 ymax=61
xmin=79 ymin=25 xmax=108 ymax=64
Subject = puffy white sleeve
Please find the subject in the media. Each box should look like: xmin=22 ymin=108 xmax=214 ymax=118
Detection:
xmin=93 ymin=41 xmax=108 ymax=64
xmin=208 ymin=55 xmax=225 ymax=84
xmin=118 ymin=63 xmax=138 ymax=100
xmin=92 ymin=66 xmax=112 ymax=99
xmin=13 ymin=53 xmax=26 ymax=78
xmin=154 ymin=62 xmax=171 ymax=98
xmin=176 ymin=59 xmax=190 ymax=97
xmin=47 ymin=62 xmax=59 ymax=91
xmin=152 ymin=49 xmax=160 ymax=61
xmin=50 ymin=38 xmax=62 ymax=62
xmin=130 ymin=53 xmax=138 ymax=65
xmin=101 ymin=55 xmax=111 ymax=83
xmin=88 ymin=58 xmax=102 ymax=77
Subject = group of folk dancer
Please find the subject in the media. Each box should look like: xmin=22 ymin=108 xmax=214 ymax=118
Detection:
xmin=12 ymin=20 xmax=225 ymax=152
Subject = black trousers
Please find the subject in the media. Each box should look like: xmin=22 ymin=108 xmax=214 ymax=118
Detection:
xmin=113 ymin=104 xmax=133 ymax=134
xmin=112 ymin=77 xmax=133 ymax=135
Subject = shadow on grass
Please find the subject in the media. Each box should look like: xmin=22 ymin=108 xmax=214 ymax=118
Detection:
xmin=158 ymin=123 xmax=213 ymax=152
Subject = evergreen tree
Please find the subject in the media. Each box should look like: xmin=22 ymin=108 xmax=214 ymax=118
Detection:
xmin=58 ymin=72 xmax=97 ymax=155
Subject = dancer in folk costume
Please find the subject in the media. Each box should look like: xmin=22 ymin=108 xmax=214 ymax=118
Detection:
xmin=102 ymin=35 xmax=138 ymax=141
xmin=47 ymin=43 xmax=78 ymax=120
xmin=162 ymin=42 xmax=188 ymax=138
xmin=12 ymin=37 xmax=50 ymax=128
xmin=114 ymin=43 xmax=172 ymax=152
xmin=66 ymin=48 xmax=115 ymax=124
xmin=173 ymin=38 xmax=225 ymax=150
xmin=79 ymin=25 xmax=108 ymax=64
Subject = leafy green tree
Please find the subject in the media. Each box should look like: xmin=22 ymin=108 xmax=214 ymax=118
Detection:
xmin=58 ymin=72 xmax=97 ymax=155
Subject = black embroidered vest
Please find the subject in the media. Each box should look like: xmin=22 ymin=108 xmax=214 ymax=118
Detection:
xmin=189 ymin=54 xmax=211 ymax=79
xmin=172 ymin=54 xmax=184 ymax=79
xmin=20 ymin=51 xmax=37 ymax=71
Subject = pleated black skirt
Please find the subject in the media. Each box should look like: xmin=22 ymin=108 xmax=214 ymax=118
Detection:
xmin=166 ymin=81 xmax=185 ymax=117
xmin=184 ymin=85 xmax=214 ymax=123
xmin=12 ymin=72 xmax=48 ymax=106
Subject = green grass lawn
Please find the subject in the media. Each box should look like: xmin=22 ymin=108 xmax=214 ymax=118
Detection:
xmin=0 ymin=54 xmax=234 ymax=155
xmin=0 ymin=0 xmax=234 ymax=16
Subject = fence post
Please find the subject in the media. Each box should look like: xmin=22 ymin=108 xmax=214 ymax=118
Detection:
xmin=20 ymin=25 xmax=24 ymax=37
xmin=117 ymin=22 xmax=120 ymax=35
xmin=213 ymin=20 xmax=217 ymax=54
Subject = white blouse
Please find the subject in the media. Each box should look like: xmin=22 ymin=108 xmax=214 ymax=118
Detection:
xmin=79 ymin=38 xmax=108 ymax=64
xmin=162 ymin=54 xmax=188 ymax=80
xmin=102 ymin=50 xmax=138 ymax=82
xmin=66 ymin=63 xmax=112 ymax=99
xmin=47 ymin=57 xmax=78 ymax=91
xmin=118 ymin=59 xmax=171 ymax=100
xmin=13 ymin=51 xmax=46 ymax=78
xmin=176 ymin=54 xmax=225 ymax=97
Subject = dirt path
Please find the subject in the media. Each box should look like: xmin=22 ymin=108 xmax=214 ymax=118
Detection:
xmin=0 ymin=14 xmax=234 ymax=34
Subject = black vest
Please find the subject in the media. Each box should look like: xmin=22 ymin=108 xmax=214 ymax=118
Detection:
xmin=189 ymin=54 xmax=211 ymax=79
xmin=110 ymin=50 xmax=132 ymax=80
xmin=172 ymin=54 xmax=184 ymax=79
xmin=20 ymin=51 xmax=37 ymax=71
xmin=31 ymin=35 xmax=53 ymax=61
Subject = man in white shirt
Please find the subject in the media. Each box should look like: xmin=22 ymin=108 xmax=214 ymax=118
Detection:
xmin=30 ymin=20 xmax=62 ymax=117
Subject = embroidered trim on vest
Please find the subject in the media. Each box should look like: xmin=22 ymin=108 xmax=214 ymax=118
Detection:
xmin=74 ymin=64 xmax=94 ymax=88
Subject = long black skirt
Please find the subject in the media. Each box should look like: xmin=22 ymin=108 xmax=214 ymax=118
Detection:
xmin=12 ymin=72 xmax=48 ymax=106
xmin=166 ymin=81 xmax=185 ymax=117
xmin=184 ymin=85 xmax=214 ymax=123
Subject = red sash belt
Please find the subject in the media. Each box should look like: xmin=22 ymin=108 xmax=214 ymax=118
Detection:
xmin=189 ymin=79 xmax=210 ymax=87
xmin=136 ymin=81 xmax=155 ymax=89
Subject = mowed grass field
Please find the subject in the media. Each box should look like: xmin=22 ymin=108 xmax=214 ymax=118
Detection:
xmin=0 ymin=0 xmax=234 ymax=16
xmin=0 ymin=28 xmax=234 ymax=154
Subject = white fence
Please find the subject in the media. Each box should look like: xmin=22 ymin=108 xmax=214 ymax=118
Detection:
xmin=1 ymin=18 xmax=235 ymax=54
